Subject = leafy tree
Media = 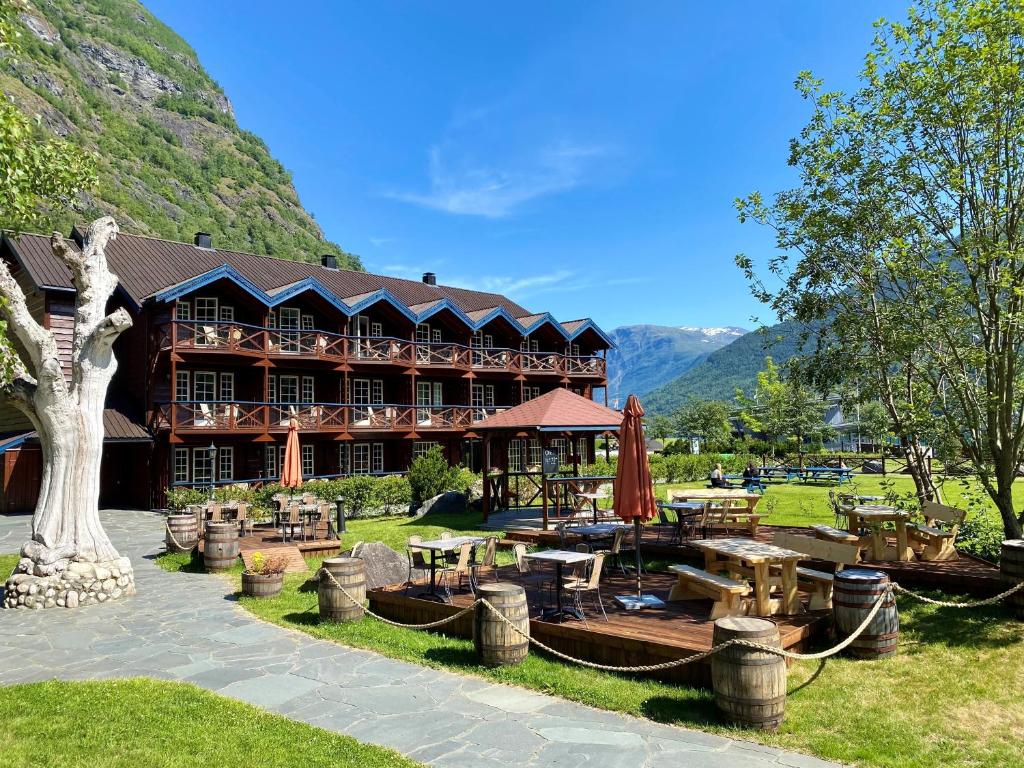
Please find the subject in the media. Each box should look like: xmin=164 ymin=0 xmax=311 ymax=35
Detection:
xmin=853 ymin=400 xmax=892 ymax=450
xmin=736 ymin=357 xmax=832 ymax=454
xmin=644 ymin=414 xmax=674 ymax=442
xmin=674 ymin=397 xmax=732 ymax=448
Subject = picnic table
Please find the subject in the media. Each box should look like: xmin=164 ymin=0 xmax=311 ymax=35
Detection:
xmin=523 ymin=549 xmax=594 ymax=622
xmin=800 ymin=466 xmax=854 ymax=484
xmin=668 ymin=489 xmax=763 ymax=534
xmin=566 ymin=523 xmax=627 ymax=543
xmin=690 ymin=537 xmax=805 ymax=616
xmin=850 ymin=505 xmax=913 ymax=561
xmin=759 ymin=466 xmax=800 ymax=482
xmin=724 ymin=474 xmax=766 ymax=492
xmin=410 ymin=536 xmax=484 ymax=602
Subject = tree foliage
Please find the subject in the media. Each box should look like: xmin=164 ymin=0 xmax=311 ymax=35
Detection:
xmin=673 ymin=397 xmax=733 ymax=447
xmin=736 ymin=357 xmax=834 ymax=452
xmin=735 ymin=0 xmax=1024 ymax=534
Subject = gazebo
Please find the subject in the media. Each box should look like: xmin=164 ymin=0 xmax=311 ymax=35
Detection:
xmin=474 ymin=389 xmax=623 ymax=528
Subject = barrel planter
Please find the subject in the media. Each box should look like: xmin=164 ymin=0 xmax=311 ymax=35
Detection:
xmin=241 ymin=571 xmax=284 ymax=599
xmin=474 ymin=582 xmax=529 ymax=667
xmin=834 ymin=568 xmax=898 ymax=659
xmin=1000 ymin=540 xmax=1024 ymax=619
xmin=318 ymin=557 xmax=365 ymax=623
xmin=166 ymin=513 xmax=198 ymax=553
xmin=711 ymin=617 xmax=786 ymax=730
xmin=203 ymin=521 xmax=240 ymax=573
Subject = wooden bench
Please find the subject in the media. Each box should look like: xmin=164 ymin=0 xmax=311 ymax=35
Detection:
xmin=667 ymin=564 xmax=750 ymax=619
xmin=908 ymin=501 xmax=965 ymax=561
xmin=772 ymin=531 xmax=861 ymax=610
xmin=811 ymin=524 xmax=862 ymax=546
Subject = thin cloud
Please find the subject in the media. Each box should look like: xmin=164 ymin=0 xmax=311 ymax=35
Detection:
xmin=369 ymin=237 xmax=396 ymax=248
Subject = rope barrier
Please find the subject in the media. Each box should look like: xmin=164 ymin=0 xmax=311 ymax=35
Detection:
xmin=891 ymin=578 xmax=1024 ymax=608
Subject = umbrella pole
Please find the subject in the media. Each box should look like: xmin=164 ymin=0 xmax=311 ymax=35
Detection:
xmin=634 ymin=518 xmax=642 ymax=598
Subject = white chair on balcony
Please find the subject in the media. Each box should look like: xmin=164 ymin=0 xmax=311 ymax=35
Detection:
xmin=199 ymin=325 xmax=220 ymax=347
xmin=196 ymin=402 xmax=215 ymax=428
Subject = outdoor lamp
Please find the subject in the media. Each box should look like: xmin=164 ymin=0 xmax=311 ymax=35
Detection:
xmin=335 ymin=496 xmax=346 ymax=536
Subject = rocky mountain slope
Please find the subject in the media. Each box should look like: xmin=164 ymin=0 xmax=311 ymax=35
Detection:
xmin=643 ymin=320 xmax=808 ymax=414
xmin=5 ymin=0 xmax=360 ymax=267
xmin=605 ymin=325 xmax=746 ymax=406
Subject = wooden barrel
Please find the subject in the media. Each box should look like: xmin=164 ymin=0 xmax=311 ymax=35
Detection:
xmin=166 ymin=513 xmax=198 ymax=553
xmin=318 ymin=557 xmax=365 ymax=622
xmin=711 ymin=617 xmax=786 ymax=730
xmin=203 ymin=521 xmax=239 ymax=572
xmin=834 ymin=568 xmax=898 ymax=659
xmin=1000 ymin=540 xmax=1024 ymax=618
xmin=474 ymin=582 xmax=530 ymax=667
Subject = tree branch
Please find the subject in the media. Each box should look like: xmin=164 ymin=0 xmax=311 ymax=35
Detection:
xmin=0 ymin=256 xmax=60 ymax=381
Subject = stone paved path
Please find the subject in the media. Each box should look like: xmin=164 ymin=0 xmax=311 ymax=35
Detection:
xmin=0 ymin=511 xmax=840 ymax=768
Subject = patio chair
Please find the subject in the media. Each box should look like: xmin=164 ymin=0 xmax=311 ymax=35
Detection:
xmin=317 ymin=502 xmax=335 ymax=539
xmin=440 ymin=541 xmax=474 ymax=601
xmin=280 ymin=503 xmax=303 ymax=542
xmin=206 ymin=502 xmax=222 ymax=523
xmin=556 ymin=523 xmax=569 ymax=549
xmin=656 ymin=504 xmax=680 ymax=545
xmin=598 ymin=526 xmax=630 ymax=577
xmin=404 ymin=535 xmax=429 ymax=593
xmin=301 ymin=492 xmax=316 ymax=505
xmin=469 ymin=536 xmax=500 ymax=589
xmin=234 ymin=502 xmax=250 ymax=535
xmin=561 ymin=552 xmax=608 ymax=624
xmin=511 ymin=543 xmax=555 ymax=606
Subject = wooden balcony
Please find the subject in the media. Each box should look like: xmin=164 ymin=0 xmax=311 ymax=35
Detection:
xmin=151 ymin=401 xmax=268 ymax=433
xmin=156 ymin=322 xmax=606 ymax=379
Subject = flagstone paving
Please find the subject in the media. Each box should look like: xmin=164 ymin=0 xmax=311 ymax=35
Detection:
xmin=0 ymin=510 xmax=841 ymax=768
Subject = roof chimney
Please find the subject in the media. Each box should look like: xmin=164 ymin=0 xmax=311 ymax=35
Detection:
xmin=194 ymin=232 xmax=213 ymax=249
xmin=422 ymin=272 xmax=437 ymax=286
xmin=321 ymin=254 xmax=338 ymax=270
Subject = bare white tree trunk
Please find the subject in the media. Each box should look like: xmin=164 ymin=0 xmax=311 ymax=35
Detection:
xmin=1 ymin=217 xmax=134 ymax=609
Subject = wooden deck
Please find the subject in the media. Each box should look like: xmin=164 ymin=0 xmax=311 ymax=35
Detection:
xmin=368 ymin=564 xmax=828 ymax=688
xmin=506 ymin=524 xmax=1002 ymax=595
xmin=198 ymin=523 xmax=342 ymax=572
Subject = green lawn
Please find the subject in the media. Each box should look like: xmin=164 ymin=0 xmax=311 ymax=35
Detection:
xmin=0 ymin=553 xmax=18 ymax=578
xmin=0 ymin=679 xmax=420 ymax=768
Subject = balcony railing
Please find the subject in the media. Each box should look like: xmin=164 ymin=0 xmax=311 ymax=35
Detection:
xmin=152 ymin=401 xmax=498 ymax=433
xmin=158 ymin=321 xmax=605 ymax=377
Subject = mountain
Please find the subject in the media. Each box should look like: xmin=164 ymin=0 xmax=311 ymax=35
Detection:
xmin=5 ymin=0 xmax=360 ymax=268
xmin=643 ymin=320 xmax=808 ymax=414
xmin=605 ymin=325 xmax=746 ymax=407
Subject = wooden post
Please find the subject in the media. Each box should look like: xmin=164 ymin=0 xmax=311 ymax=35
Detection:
xmin=483 ymin=435 xmax=491 ymax=522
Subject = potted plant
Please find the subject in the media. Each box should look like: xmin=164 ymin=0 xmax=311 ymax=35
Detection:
xmin=241 ymin=551 xmax=287 ymax=598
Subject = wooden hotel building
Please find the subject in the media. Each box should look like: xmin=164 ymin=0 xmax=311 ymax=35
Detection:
xmin=0 ymin=228 xmax=611 ymax=511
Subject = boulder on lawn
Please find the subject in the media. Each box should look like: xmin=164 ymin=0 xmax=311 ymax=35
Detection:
xmin=350 ymin=541 xmax=411 ymax=589
xmin=411 ymin=491 xmax=467 ymax=519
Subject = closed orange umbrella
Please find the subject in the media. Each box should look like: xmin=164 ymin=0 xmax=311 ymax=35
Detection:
xmin=614 ymin=394 xmax=660 ymax=605
xmin=280 ymin=417 xmax=303 ymax=489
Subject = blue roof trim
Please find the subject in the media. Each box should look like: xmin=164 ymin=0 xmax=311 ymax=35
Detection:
xmin=344 ymin=289 xmax=418 ymax=323
xmin=415 ymin=298 xmax=475 ymax=328
xmin=152 ymin=264 xmax=270 ymax=304
xmin=521 ymin=312 xmax=570 ymax=339
xmin=268 ymin=278 xmax=352 ymax=315
xmin=566 ymin=318 xmax=615 ymax=349
xmin=0 ymin=431 xmax=35 ymax=454
xmin=470 ymin=306 xmax=527 ymax=335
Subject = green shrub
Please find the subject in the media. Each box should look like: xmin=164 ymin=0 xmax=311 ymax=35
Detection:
xmin=408 ymin=447 xmax=459 ymax=504
xmin=956 ymin=513 xmax=1004 ymax=563
xmin=335 ymin=476 xmax=380 ymax=519
xmin=376 ymin=474 xmax=413 ymax=514
xmin=165 ymin=487 xmax=205 ymax=510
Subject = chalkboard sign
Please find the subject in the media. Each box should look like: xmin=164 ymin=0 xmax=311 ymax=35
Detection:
xmin=542 ymin=449 xmax=560 ymax=475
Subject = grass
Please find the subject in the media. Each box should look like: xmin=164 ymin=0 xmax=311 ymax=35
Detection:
xmin=0 ymin=553 xmax=19 ymax=577
xmin=0 ymin=679 xmax=420 ymax=768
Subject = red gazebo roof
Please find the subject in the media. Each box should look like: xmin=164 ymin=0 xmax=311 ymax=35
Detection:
xmin=475 ymin=389 xmax=623 ymax=432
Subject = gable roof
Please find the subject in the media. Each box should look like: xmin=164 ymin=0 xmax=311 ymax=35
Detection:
xmin=475 ymin=389 xmax=623 ymax=432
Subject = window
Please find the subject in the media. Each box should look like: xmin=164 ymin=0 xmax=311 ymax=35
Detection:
xmin=219 ymin=372 xmax=234 ymax=402
xmin=471 ymin=383 xmax=495 ymax=418
xmin=176 ymin=301 xmax=191 ymax=321
xmin=371 ymin=322 xmax=382 ymax=337
xmin=264 ymin=446 xmax=277 ymax=478
xmin=485 ymin=334 xmax=493 ymax=347
xmin=577 ymin=437 xmax=588 ymax=466
xmin=352 ymin=378 xmax=370 ymax=404
xmin=432 ymin=328 xmax=442 ymax=343
xmin=372 ymin=380 xmax=384 ymax=404
xmin=528 ymin=439 xmax=541 ymax=466
xmin=175 ymin=371 xmax=190 ymax=402
xmin=551 ymin=438 xmax=567 ymax=465
xmin=338 ymin=443 xmax=350 ymax=475
xmin=193 ymin=449 xmax=213 ymax=485
xmin=278 ymin=307 xmax=300 ymax=352
xmin=569 ymin=344 xmax=580 ymax=358
xmin=301 ymin=444 xmax=314 ymax=477
xmin=173 ymin=448 xmax=189 ymax=483
xmin=278 ymin=375 xmax=298 ymax=403
xmin=194 ymin=371 xmax=216 ymax=401
xmin=267 ymin=310 xmax=277 ymax=329
xmin=372 ymin=443 xmax=384 ymax=473
xmin=520 ymin=337 xmax=539 ymax=353
xmin=353 ymin=443 xmax=370 ymax=475
xmin=219 ymin=305 xmax=235 ymax=322
xmin=413 ymin=441 xmax=439 ymax=460
xmin=195 ymin=297 xmax=218 ymax=321
xmin=301 ymin=376 xmax=315 ymax=404
xmin=268 ymin=374 xmax=277 ymax=403
xmin=508 ymin=439 xmax=524 ymax=472
xmin=416 ymin=324 xmax=431 ymax=344
xmin=301 ymin=314 xmax=314 ymax=331
xmin=522 ymin=386 xmax=541 ymax=403
xmin=218 ymin=446 xmax=233 ymax=481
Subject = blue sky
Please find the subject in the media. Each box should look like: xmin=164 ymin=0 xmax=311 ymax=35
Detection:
xmin=145 ymin=0 xmax=899 ymax=331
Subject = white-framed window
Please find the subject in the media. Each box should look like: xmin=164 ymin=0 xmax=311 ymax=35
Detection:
xmin=528 ymin=439 xmax=541 ymax=466
xmin=569 ymin=343 xmax=580 ymax=357
xmin=372 ymin=442 xmax=384 ymax=473
xmin=338 ymin=443 xmax=350 ymax=475
xmin=371 ymin=321 xmax=382 ymax=337
xmin=268 ymin=374 xmax=277 ymax=403
xmin=301 ymin=314 xmax=314 ymax=331
xmin=195 ymin=297 xmax=218 ymax=322
xmin=301 ymin=444 xmax=314 ymax=477
xmin=175 ymin=371 xmax=190 ymax=401
xmin=485 ymin=334 xmax=493 ymax=347
xmin=577 ymin=437 xmax=588 ymax=465
xmin=218 ymin=446 xmax=234 ymax=481
xmin=278 ymin=375 xmax=298 ymax=403
xmin=193 ymin=449 xmax=213 ymax=485
xmin=352 ymin=378 xmax=369 ymax=404
xmin=176 ymin=301 xmax=191 ymax=321
xmin=551 ymin=438 xmax=567 ymax=465
xmin=219 ymin=305 xmax=235 ymax=322
xmin=173 ymin=447 xmax=189 ymax=483
xmin=301 ymin=376 xmax=315 ymax=403
xmin=520 ymin=337 xmax=539 ymax=353
xmin=416 ymin=324 xmax=431 ymax=344
xmin=194 ymin=371 xmax=216 ymax=401
xmin=372 ymin=379 xmax=383 ymax=404
xmin=471 ymin=383 xmax=495 ymax=418
xmin=432 ymin=328 xmax=442 ymax=343
xmin=278 ymin=307 xmax=300 ymax=352
xmin=523 ymin=386 xmax=541 ymax=402
xmin=264 ymin=445 xmax=277 ymax=478
xmin=413 ymin=441 xmax=439 ymax=460
xmin=353 ymin=443 xmax=371 ymax=475
xmin=508 ymin=439 xmax=524 ymax=472
xmin=219 ymin=372 xmax=234 ymax=402
xmin=267 ymin=310 xmax=277 ymax=329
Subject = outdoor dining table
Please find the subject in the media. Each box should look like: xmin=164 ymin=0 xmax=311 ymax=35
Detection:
xmin=522 ymin=549 xmax=595 ymax=622
xmin=850 ymin=505 xmax=913 ymax=561
xmin=690 ymin=537 xmax=805 ymax=616
xmin=659 ymin=501 xmax=705 ymax=540
xmin=566 ymin=522 xmax=627 ymax=544
xmin=574 ymin=491 xmax=609 ymax=524
xmin=410 ymin=536 xmax=484 ymax=603
xmin=273 ymin=504 xmax=326 ymax=542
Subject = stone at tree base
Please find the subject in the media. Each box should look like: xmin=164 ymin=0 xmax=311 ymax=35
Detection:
xmin=349 ymin=542 xmax=410 ymax=589
xmin=3 ymin=556 xmax=135 ymax=610
xmin=412 ymin=491 xmax=468 ymax=519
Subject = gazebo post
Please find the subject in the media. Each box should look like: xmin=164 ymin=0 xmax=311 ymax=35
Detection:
xmin=483 ymin=435 xmax=492 ymax=521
